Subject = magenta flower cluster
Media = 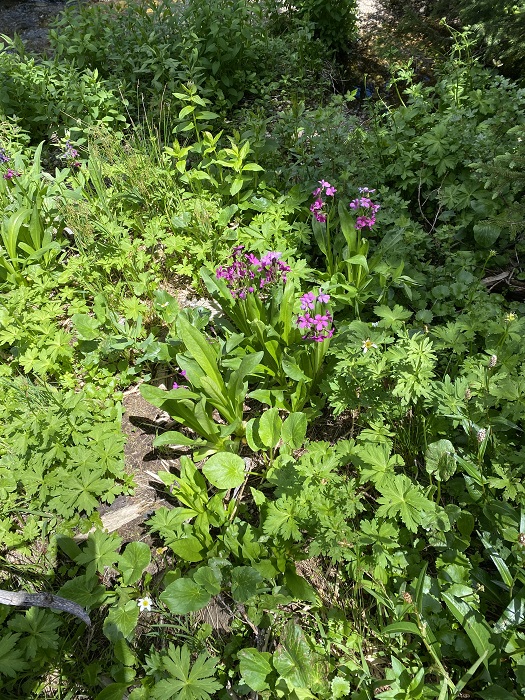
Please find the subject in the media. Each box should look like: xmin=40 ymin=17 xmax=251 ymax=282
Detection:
xmin=216 ymin=245 xmax=291 ymax=299
xmin=62 ymin=141 xmax=81 ymax=168
xmin=349 ymin=187 xmax=380 ymax=230
xmin=310 ymin=179 xmax=337 ymax=223
xmin=3 ymin=169 xmax=21 ymax=180
xmin=296 ymin=289 xmax=334 ymax=342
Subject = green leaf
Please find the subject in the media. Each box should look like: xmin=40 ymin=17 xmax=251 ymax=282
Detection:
xmin=202 ymin=452 xmax=245 ymax=489
xmin=258 ymin=408 xmax=282 ymax=449
xmin=376 ymin=475 xmax=433 ymax=532
xmin=103 ymin=601 xmax=140 ymax=642
xmin=284 ymin=567 xmax=317 ymax=603
xmin=170 ymin=536 xmax=205 ymax=563
xmin=273 ymin=623 xmax=316 ymax=688
xmin=151 ymin=644 xmax=221 ymax=700
xmin=473 ymin=223 xmax=501 ymax=248
xmin=95 ymin=683 xmax=129 ymax=700
xmin=331 ymin=677 xmax=351 ymax=699
xmin=230 ymin=178 xmax=244 ymax=196
xmin=154 ymin=431 xmax=206 ymax=448
xmin=382 ymin=622 xmax=422 ymax=637
xmin=119 ymin=541 xmax=151 ymax=586
xmin=238 ymin=648 xmax=272 ymax=691
xmin=193 ymin=566 xmax=222 ymax=595
xmin=176 ymin=315 xmax=225 ymax=392
xmin=0 ymin=633 xmax=27 ymax=677
xmin=230 ymin=566 xmax=263 ymax=602
xmin=72 ymin=313 xmax=101 ymax=340
xmin=161 ymin=578 xmax=211 ymax=614
xmin=281 ymin=412 xmax=307 ymax=450
xmin=441 ymin=592 xmax=495 ymax=666
xmin=477 ymin=685 xmax=517 ymax=700
xmin=425 ymin=440 xmax=457 ymax=481
xmin=75 ymin=530 xmax=122 ymax=577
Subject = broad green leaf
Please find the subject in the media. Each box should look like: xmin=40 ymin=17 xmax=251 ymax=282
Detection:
xmin=230 ymin=566 xmax=263 ymax=602
xmin=425 ymin=440 xmax=457 ymax=481
xmin=473 ymin=223 xmax=501 ymax=247
xmin=58 ymin=574 xmax=108 ymax=609
xmin=193 ymin=566 xmax=222 ymax=595
xmin=282 ymin=354 xmax=309 ymax=382
xmin=238 ymin=648 xmax=272 ymax=691
xmin=442 ymin=592 xmax=495 ymax=666
xmin=202 ymin=452 xmax=245 ymax=489
xmin=273 ymin=623 xmax=316 ymax=689
xmin=95 ymin=683 xmax=129 ymax=700
xmin=284 ymin=567 xmax=317 ymax=604
xmin=161 ymin=578 xmax=211 ymax=614
xmin=75 ymin=530 xmax=122 ymax=577
xmin=170 ymin=536 xmax=205 ymax=562
xmin=245 ymin=417 xmax=264 ymax=452
xmin=103 ymin=601 xmax=139 ymax=642
xmin=230 ymin=178 xmax=244 ymax=196
xmin=258 ymin=407 xmax=282 ymax=449
xmin=176 ymin=315 xmax=224 ymax=391
xmin=119 ymin=541 xmax=151 ymax=585
xmin=281 ymin=412 xmax=307 ymax=450
xmin=477 ymin=686 xmax=517 ymax=700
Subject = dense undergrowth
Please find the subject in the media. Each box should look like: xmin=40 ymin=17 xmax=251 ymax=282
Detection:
xmin=1 ymin=0 xmax=525 ymax=697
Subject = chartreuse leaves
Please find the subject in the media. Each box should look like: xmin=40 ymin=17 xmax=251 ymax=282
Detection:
xmin=151 ymin=644 xmax=221 ymax=700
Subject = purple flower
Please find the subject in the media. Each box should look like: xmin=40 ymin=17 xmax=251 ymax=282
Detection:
xmin=325 ymin=185 xmax=337 ymax=196
xmin=300 ymin=291 xmax=317 ymax=310
xmin=297 ymin=314 xmax=313 ymax=329
xmin=0 ymin=149 xmax=9 ymax=164
xmin=317 ymin=290 xmax=330 ymax=303
xmin=315 ymin=213 xmax=327 ymax=223
xmin=3 ymin=169 xmax=21 ymax=180
xmin=310 ymin=198 xmax=324 ymax=212
xmin=179 ymin=369 xmax=187 ymax=378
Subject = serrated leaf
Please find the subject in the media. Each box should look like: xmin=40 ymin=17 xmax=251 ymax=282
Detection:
xmin=151 ymin=644 xmax=221 ymax=700
xmin=425 ymin=440 xmax=457 ymax=481
xmin=160 ymin=578 xmax=211 ymax=614
xmin=376 ymin=475 xmax=433 ymax=532
xmin=230 ymin=566 xmax=263 ymax=602
xmin=0 ymin=633 xmax=27 ymax=677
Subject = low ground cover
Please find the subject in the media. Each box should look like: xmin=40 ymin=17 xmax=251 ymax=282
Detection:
xmin=0 ymin=0 xmax=525 ymax=697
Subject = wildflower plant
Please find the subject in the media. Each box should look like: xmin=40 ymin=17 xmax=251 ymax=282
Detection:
xmin=310 ymin=181 xmax=383 ymax=311
xmin=201 ymin=247 xmax=335 ymax=412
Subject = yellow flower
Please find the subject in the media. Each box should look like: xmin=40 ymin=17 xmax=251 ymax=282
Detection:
xmin=505 ymin=312 xmax=517 ymax=323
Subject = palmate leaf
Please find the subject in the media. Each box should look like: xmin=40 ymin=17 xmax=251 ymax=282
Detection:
xmin=0 ymin=632 xmax=28 ymax=677
xmin=376 ymin=475 xmax=434 ymax=532
xmin=151 ymin=644 xmax=222 ymax=700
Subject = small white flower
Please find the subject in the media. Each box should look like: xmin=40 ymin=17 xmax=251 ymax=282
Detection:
xmin=137 ymin=596 xmax=153 ymax=612
xmin=477 ymin=428 xmax=487 ymax=443
xmin=489 ymin=354 xmax=497 ymax=368
xmin=362 ymin=338 xmax=378 ymax=354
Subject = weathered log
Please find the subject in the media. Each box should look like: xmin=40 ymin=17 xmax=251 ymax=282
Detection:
xmin=0 ymin=589 xmax=91 ymax=625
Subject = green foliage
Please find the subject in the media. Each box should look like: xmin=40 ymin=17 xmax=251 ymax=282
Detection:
xmin=0 ymin=37 xmax=126 ymax=141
